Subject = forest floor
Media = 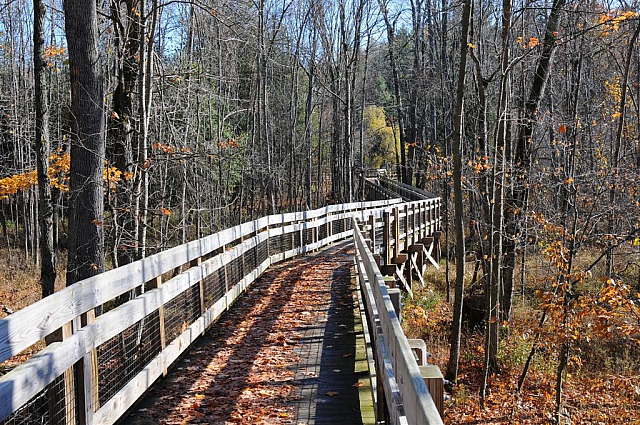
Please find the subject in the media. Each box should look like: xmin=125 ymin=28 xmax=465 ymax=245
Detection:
xmin=2 ymin=243 xmax=640 ymax=423
xmin=0 ymin=247 xmax=67 ymax=374
xmin=403 ymin=266 xmax=640 ymax=424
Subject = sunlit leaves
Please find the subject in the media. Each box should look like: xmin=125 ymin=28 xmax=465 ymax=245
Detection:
xmin=0 ymin=150 xmax=70 ymax=199
xmin=517 ymin=36 xmax=540 ymax=49
xmin=598 ymin=10 xmax=638 ymax=36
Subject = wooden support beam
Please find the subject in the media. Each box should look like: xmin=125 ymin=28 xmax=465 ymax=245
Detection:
xmin=421 ymin=237 xmax=440 ymax=269
xmin=391 ymin=253 xmax=409 ymax=264
xmin=407 ymin=243 xmax=424 ymax=253
xmin=419 ymin=365 xmax=444 ymax=419
xmin=409 ymin=252 xmax=426 ymax=288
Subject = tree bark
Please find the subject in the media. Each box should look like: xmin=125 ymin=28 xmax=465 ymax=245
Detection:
xmin=34 ymin=0 xmax=56 ymax=297
xmin=445 ymin=0 xmax=471 ymax=383
xmin=64 ymin=0 xmax=106 ymax=285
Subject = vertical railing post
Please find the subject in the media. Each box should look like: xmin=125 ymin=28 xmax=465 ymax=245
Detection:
xmin=393 ymin=207 xmax=400 ymax=261
xmin=147 ymin=276 xmax=167 ymax=375
xmin=190 ymin=257 xmax=205 ymax=318
xmin=403 ymin=204 xmax=410 ymax=252
xmin=47 ymin=322 xmax=75 ymax=425
xmin=76 ymin=311 xmax=99 ymax=425
xmin=368 ymin=215 xmax=375 ymax=249
xmin=428 ymin=199 xmax=434 ymax=235
xmin=411 ymin=203 xmax=417 ymax=245
xmin=383 ymin=210 xmax=391 ymax=265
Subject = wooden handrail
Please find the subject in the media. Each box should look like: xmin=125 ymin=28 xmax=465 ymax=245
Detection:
xmin=353 ymin=217 xmax=443 ymax=425
xmin=0 ymin=198 xmax=402 ymax=424
xmin=0 ymin=190 xmax=443 ymax=425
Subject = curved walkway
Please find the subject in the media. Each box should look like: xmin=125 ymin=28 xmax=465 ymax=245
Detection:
xmin=119 ymin=242 xmax=373 ymax=425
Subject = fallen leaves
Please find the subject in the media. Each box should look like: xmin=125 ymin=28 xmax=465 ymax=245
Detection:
xmin=122 ymin=245 xmax=361 ymax=425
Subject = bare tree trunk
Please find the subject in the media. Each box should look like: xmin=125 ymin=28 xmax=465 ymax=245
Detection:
xmin=378 ymin=0 xmax=408 ymax=184
xmin=34 ymin=0 xmax=56 ymax=298
xmin=64 ymin=0 xmax=106 ymax=285
xmin=109 ymin=0 xmax=142 ymax=267
xmin=606 ymin=20 xmax=640 ymax=275
xmin=503 ymin=0 xmax=567 ymax=320
xmin=445 ymin=0 xmax=471 ymax=383
xmin=136 ymin=0 xmax=158 ymax=260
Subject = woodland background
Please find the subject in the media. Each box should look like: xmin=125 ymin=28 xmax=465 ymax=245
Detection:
xmin=0 ymin=0 xmax=639 ymax=422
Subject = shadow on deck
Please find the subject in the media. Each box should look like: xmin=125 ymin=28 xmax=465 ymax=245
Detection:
xmin=119 ymin=242 xmax=373 ymax=425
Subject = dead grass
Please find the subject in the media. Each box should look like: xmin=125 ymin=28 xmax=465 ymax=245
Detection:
xmin=0 ymin=247 xmax=66 ymax=320
xmin=402 ymin=253 xmax=640 ymax=424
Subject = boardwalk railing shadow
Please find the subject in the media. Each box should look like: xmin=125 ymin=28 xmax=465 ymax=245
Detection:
xmin=0 ymin=198 xmax=406 ymax=425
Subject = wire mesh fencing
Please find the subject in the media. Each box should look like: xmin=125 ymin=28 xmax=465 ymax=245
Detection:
xmin=1 ymin=367 xmax=76 ymax=425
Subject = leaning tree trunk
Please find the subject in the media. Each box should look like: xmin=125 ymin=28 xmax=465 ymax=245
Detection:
xmin=34 ymin=0 xmax=56 ymax=298
xmin=64 ymin=0 xmax=105 ymax=285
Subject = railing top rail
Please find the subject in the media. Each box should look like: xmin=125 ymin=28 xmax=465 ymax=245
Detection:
xmin=353 ymin=217 xmax=443 ymax=425
xmin=0 ymin=198 xmax=403 ymax=364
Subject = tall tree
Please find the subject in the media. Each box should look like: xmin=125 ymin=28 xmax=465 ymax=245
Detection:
xmin=445 ymin=0 xmax=472 ymax=383
xmin=64 ymin=0 xmax=106 ymax=285
xmin=34 ymin=0 xmax=56 ymax=297
xmin=108 ymin=0 xmax=143 ymax=267
xmin=502 ymin=0 xmax=567 ymax=321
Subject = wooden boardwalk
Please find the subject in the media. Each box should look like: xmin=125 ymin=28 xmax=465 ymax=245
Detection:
xmin=119 ymin=242 xmax=374 ymax=425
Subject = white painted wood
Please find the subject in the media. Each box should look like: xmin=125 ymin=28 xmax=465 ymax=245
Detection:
xmin=353 ymin=218 xmax=443 ymax=425
xmin=0 ymin=197 xmax=434 ymax=424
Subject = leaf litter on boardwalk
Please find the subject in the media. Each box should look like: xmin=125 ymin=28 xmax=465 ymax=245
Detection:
xmin=124 ymin=249 xmax=351 ymax=425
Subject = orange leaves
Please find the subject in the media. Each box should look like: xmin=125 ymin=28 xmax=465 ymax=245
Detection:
xmin=153 ymin=142 xmax=175 ymax=153
xmin=218 ymin=139 xmax=238 ymax=149
xmin=517 ymin=36 xmax=540 ymax=49
xmin=557 ymin=124 xmax=567 ymax=134
xmin=467 ymin=156 xmax=492 ymax=174
xmin=0 ymin=170 xmax=37 ymax=200
xmin=598 ymin=10 xmax=638 ymax=36
xmin=43 ymin=44 xmax=66 ymax=70
xmin=0 ymin=150 xmax=70 ymax=199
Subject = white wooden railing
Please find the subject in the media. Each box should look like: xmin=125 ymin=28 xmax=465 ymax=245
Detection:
xmin=354 ymin=215 xmax=443 ymax=424
xmin=0 ymin=180 xmax=444 ymax=425
xmin=0 ymin=199 xmax=405 ymax=425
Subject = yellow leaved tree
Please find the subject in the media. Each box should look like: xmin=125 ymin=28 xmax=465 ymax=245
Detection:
xmin=363 ymin=105 xmax=399 ymax=169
